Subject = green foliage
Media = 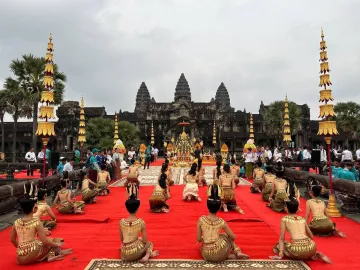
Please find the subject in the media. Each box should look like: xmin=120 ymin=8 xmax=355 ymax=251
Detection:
xmin=86 ymin=118 xmax=140 ymax=150
xmin=334 ymin=102 xmax=360 ymax=138
xmin=263 ymin=100 xmax=303 ymax=140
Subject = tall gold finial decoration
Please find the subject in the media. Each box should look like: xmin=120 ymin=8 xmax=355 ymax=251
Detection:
xmin=283 ymin=94 xmax=291 ymax=144
xmin=114 ymin=113 xmax=119 ymax=144
xmin=150 ymin=121 xmax=155 ymax=145
xmin=249 ymin=113 xmax=254 ymax=140
xmin=77 ymin=96 xmax=86 ymax=147
xmin=36 ymin=33 xmax=56 ymax=184
xmin=212 ymin=121 xmax=216 ymax=145
xmin=317 ymin=28 xmax=340 ymax=217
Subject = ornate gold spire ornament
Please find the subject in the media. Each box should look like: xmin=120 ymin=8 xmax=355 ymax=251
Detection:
xmin=317 ymin=28 xmax=341 ymax=217
xmin=77 ymin=96 xmax=86 ymax=147
xmin=114 ymin=113 xmax=119 ymax=144
xmin=249 ymin=113 xmax=254 ymax=140
xmin=36 ymin=33 xmax=56 ymax=183
xmin=283 ymin=95 xmax=291 ymax=144
xmin=212 ymin=121 xmax=216 ymax=145
xmin=150 ymin=121 xmax=155 ymax=145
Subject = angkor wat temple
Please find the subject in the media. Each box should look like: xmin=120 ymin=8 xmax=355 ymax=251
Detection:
xmin=1 ymin=73 xmax=351 ymax=158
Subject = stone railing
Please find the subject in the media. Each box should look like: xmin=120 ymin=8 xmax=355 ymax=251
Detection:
xmin=0 ymin=168 xmax=88 ymax=215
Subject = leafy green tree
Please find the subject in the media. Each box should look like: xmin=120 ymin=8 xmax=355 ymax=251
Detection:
xmin=86 ymin=117 xmax=140 ymax=150
xmin=334 ymin=102 xmax=360 ymax=146
xmin=0 ymin=90 xmax=9 ymax=153
xmin=3 ymin=79 xmax=32 ymax=162
xmin=263 ymin=100 xmax=303 ymax=145
xmin=9 ymin=54 xmax=66 ymax=151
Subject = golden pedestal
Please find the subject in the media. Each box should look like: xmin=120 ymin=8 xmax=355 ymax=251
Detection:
xmin=327 ymin=194 xmax=341 ymax=218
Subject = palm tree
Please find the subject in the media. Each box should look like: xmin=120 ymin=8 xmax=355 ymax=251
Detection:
xmin=0 ymin=90 xmax=10 ymax=153
xmin=334 ymin=102 xmax=360 ymax=147
xmin=4 ymin=78 xmax=32 ymax=162
xmin=9 ymin=54 xmax=66 ymax=152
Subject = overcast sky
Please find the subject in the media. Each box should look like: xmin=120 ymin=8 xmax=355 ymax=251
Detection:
xmin=1 ymin=0 xmax=359 ymax=122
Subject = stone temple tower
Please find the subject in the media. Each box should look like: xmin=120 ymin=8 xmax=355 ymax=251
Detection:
xmin=215 ymin=82 xmax=231 ymax=108
xmin=174 ymin=73 xmax=191 ymax=103
xmin=134 ymin=82 xmax=151 ymax=113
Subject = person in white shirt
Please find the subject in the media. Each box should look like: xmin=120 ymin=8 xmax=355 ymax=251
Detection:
xmin=63 ymin=159 xmax=74 ymax=172
xmin=274 ymin=151 xmax=282 ymax=162
xmin=319 ymin=145 xmax=327 ymax=174
xmin=127 ymin=147 xmax=136 ymax=164
xmin=284 ymin=148 xmax=292 ymax=160
xmin=341 ymin=146 xmax=353 ymax=162
xmin=244 ymin=150 xmax=257 ymax=179
xmin=302 ymin=147 xmax=311 ymax=172
xmin=356 ymin=148 xmax=360 ymax=160
xmin=154 ymin=147 xmax=159 ymax=161
xmin=265 ymin=146 xmax=272 ymax=160
xmin=120 ymin=159 xmax=128 ymax=170
xmin=25 ymin=148 xmax=36 ymax=176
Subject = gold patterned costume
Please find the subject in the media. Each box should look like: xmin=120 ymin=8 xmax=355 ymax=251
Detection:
xmin=149 ymin=185 xmax=169 ymax=213
xmin=14 ymin=217 xmax=63 ymax=265
xmin=219 ymin=173 xmax=239 ymax=211
xmin=230 ymin=165 xmax=240 ymax=185
xmin=274 ymin=216 xmax=317 ymax=260
xmin=183 ymin=174 xmax=200 ymax=200
xmin=57 ymin=190 xmax=85 ymax=214
xmin=96 ymin=171 xmax=110 ymax=195
xmin=119 ymin=218 xmax=153 ymax=261
xmin=307 ymin=199 xmax=335 ymax=236
xmin=124 ymin=166 xmax=140 ymax=187
xmin=262 ymin=174 xmax=275 ymax=201
xmin=81 ymin=178 xmax=100 ymax=204
xmin=250 ymin=168 xmax=265 ymax=193
xmin=35 ymin=201 xmax=57 ymax=230
xmin=269 ymin=178 xmax=288 ymax=212
xmin=198 ymin=216 xmax=240 ymax=262
xmin=198 ymin=167 xmax=207 ymax=186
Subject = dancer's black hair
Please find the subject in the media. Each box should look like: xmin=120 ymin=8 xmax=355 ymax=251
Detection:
xmin=197 ymin=159 xmax=203 ymax=171
xmin=207 ymin=184 xmax=221 ymax=214
xmin=311 ymin=185 xmax=322 ymax=197
xmin=265 ymin=165 xmax=273 ymax=173
xmin=78 ymin=170 xmax=88 ymax=190
xmin=189 ymin=162 xmax=197 ymax=176
xmin=231 ymin=158 xmax=236 ymax=165
xmin=223 ymin=164 xmax=230 ymax=174
xmin=61 ymin=179 xmax=69 ymax=188
xmin=216 ymin=160 xmax=222 ymax=179
xmin=274 ymin=162 xmax=285 ymax=178
xmin=159 ymin=173 xmax=167 ymax=189
xmin=256 ymin=160 xmax=263 ymax=168
xmin=37 ymin=188 xmax=47 ymax=201
xmin=285 ymin=197 xmax=299 ymax=214
xmin=161 ymin=163 xmax=168 ymax=173
xmin=164 ymin=159 xmax=169 ymax=165
xmin=125 ymin=184 xmax=140 ymax=214
xmin=20 ymin=197 xmax=37 ymax=215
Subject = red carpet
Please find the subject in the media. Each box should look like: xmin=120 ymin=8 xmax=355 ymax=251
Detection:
xmin=0 ymin=170 xmax=42 ymax=179
xmin=0 ymin=185 xmax=358 ymax=270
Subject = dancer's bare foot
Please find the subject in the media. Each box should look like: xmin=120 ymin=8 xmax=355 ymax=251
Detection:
xmin=150 ymin=250 xmax=159 ymax=258
xmin=60 ymin=249 xmax=73 ymax=256
xmin=162 ymin=208 xmax=170 ymax=213
xmin=316 ymin=252 xmax=332 ymax=264
xmin=223 ymin=205 xmax=229 ymax=212
xmin=140 ymin=251 xmax=151 ymax=262
xmin=334 ymin=230 xmax=346 ymax=238
xmin=236 ymin=251 xmax=250 ymax=259
xmin=187 ymin=196 xmax=191 ymax=201
xmin=269 ymin=255 xmax=282 ymax=260
xmin=44 ymin=228 xmax=51 ymax=236
xmin=76 ymin=210 xmax=85 ymax=214
xmin=197 ymin=197 xmax=202 ymax=202
xmin=48 ymin=255 xmax=64 ymax=262
xmin=238 ymin=208 xmax=245 ymax=215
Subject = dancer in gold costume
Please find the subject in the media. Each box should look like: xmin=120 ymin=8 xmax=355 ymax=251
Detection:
xmin=124 ymin=162 xmax=140 ymax=187
xmin=197 ymin=185 xmax=249 ymax=262
xmin=219 ymin=164 xmax=245 ymax=214
xmin=34 ymin=188 xmax=57 ymax=233
xmin=270 ymin=197 xmax=332 ymax=263
xmin=198 ymin=159 xmax=207 ymax=186
xmin=10 ymin=184 xmax=72 ymax=265
xmin=120 ymin=186 xmax=159 ymax=262
xmin=96 ymin=165 xmax=111 ymax=195
xmin=230 ymin=159 xmax=240 ymax=185
xmin=212 ymin=160 xmax=222 ymax=182
xmin=54 ymin=180 xmax=85 ymax=214
xmin=158 ymin=163 xmax=173 ymax=187
xmin=149 ymin=173 xmax=171 ymax=213
xmin=250 ymin=161 xmax=265 ymax=193
xmin=268 ymin=163 xmax=288 ymax=212
xmin=305 ymin=185 xmax=345 ymax=237
xmin=76 ymin=171 xmax=99 ymax=204
xmin=165 ymin=159 xmax=174 ymax=185
xmin=183 ymin=162 xmax=202 ymax=202
xmin=262 ymin=166 xmax=276 ymax=202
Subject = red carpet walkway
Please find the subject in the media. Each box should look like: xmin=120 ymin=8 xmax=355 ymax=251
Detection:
xmin=0 ymin=185 xmax=358 ymax=270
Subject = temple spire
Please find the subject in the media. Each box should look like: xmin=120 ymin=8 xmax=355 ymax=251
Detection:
xmin=36 ymin=33 xmax=56 ymax=138
xmin=114 ymin=113 xmax=119 ymax=144
xmin=283 ymin=95 xmax=291 ymax=144
xmin=215 ymin=82 xmax=230 ymax=107
xmin=174 ymin=73 xmax=191 ymax=102
xmin=318 ymin=28 xmax=338 ymax=136
xmin=135 ymin=82 xmax=151 ymax=112
xmin=249 ymin=113 xmax=254 ymax=140
xmin=77 ymin=96 xmax=86 ymax=146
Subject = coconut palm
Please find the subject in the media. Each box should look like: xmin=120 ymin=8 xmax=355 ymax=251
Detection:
xmin=9 ymin=54 xmax=66 ymax=151
xmin=0 ymin=90 xmax=10 ymax=153
xmin=334 ymin=102 xmax=360 ymax=147
xmin=3 ymin=78 xmax=32 ymax=162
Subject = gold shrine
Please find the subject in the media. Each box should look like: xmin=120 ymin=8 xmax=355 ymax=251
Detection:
xmin=172 ymin=130 xmax=193 ymax=167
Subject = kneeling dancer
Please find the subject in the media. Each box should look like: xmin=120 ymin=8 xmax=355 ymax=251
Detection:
xmin=96 ymin=166 xmax=111 ymax=195
xmin=120 ymin=186 xmax=159 ymax=262
xmin=149 ymin=173 xmax=171 ymax=213
xmin=34 ymin=187 xmax=57 ymax=233
xmin=197 ymin=185 xmax=249 ymax=262
xmin=183 ymin=162 xmax=202 ymax=202
xmin=270 ymin=197 xmax=332 ymax=263
xmin=54 ymin=179 xmax=85 ymax=214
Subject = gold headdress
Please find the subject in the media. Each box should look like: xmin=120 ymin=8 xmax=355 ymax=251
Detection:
xmin=127 ymin=183 xmax=139 ymax=198
xmin=193 ymin=158 xmax=199 ymax=164
xmin=23 ymin=182 xmax=38 ymax=200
